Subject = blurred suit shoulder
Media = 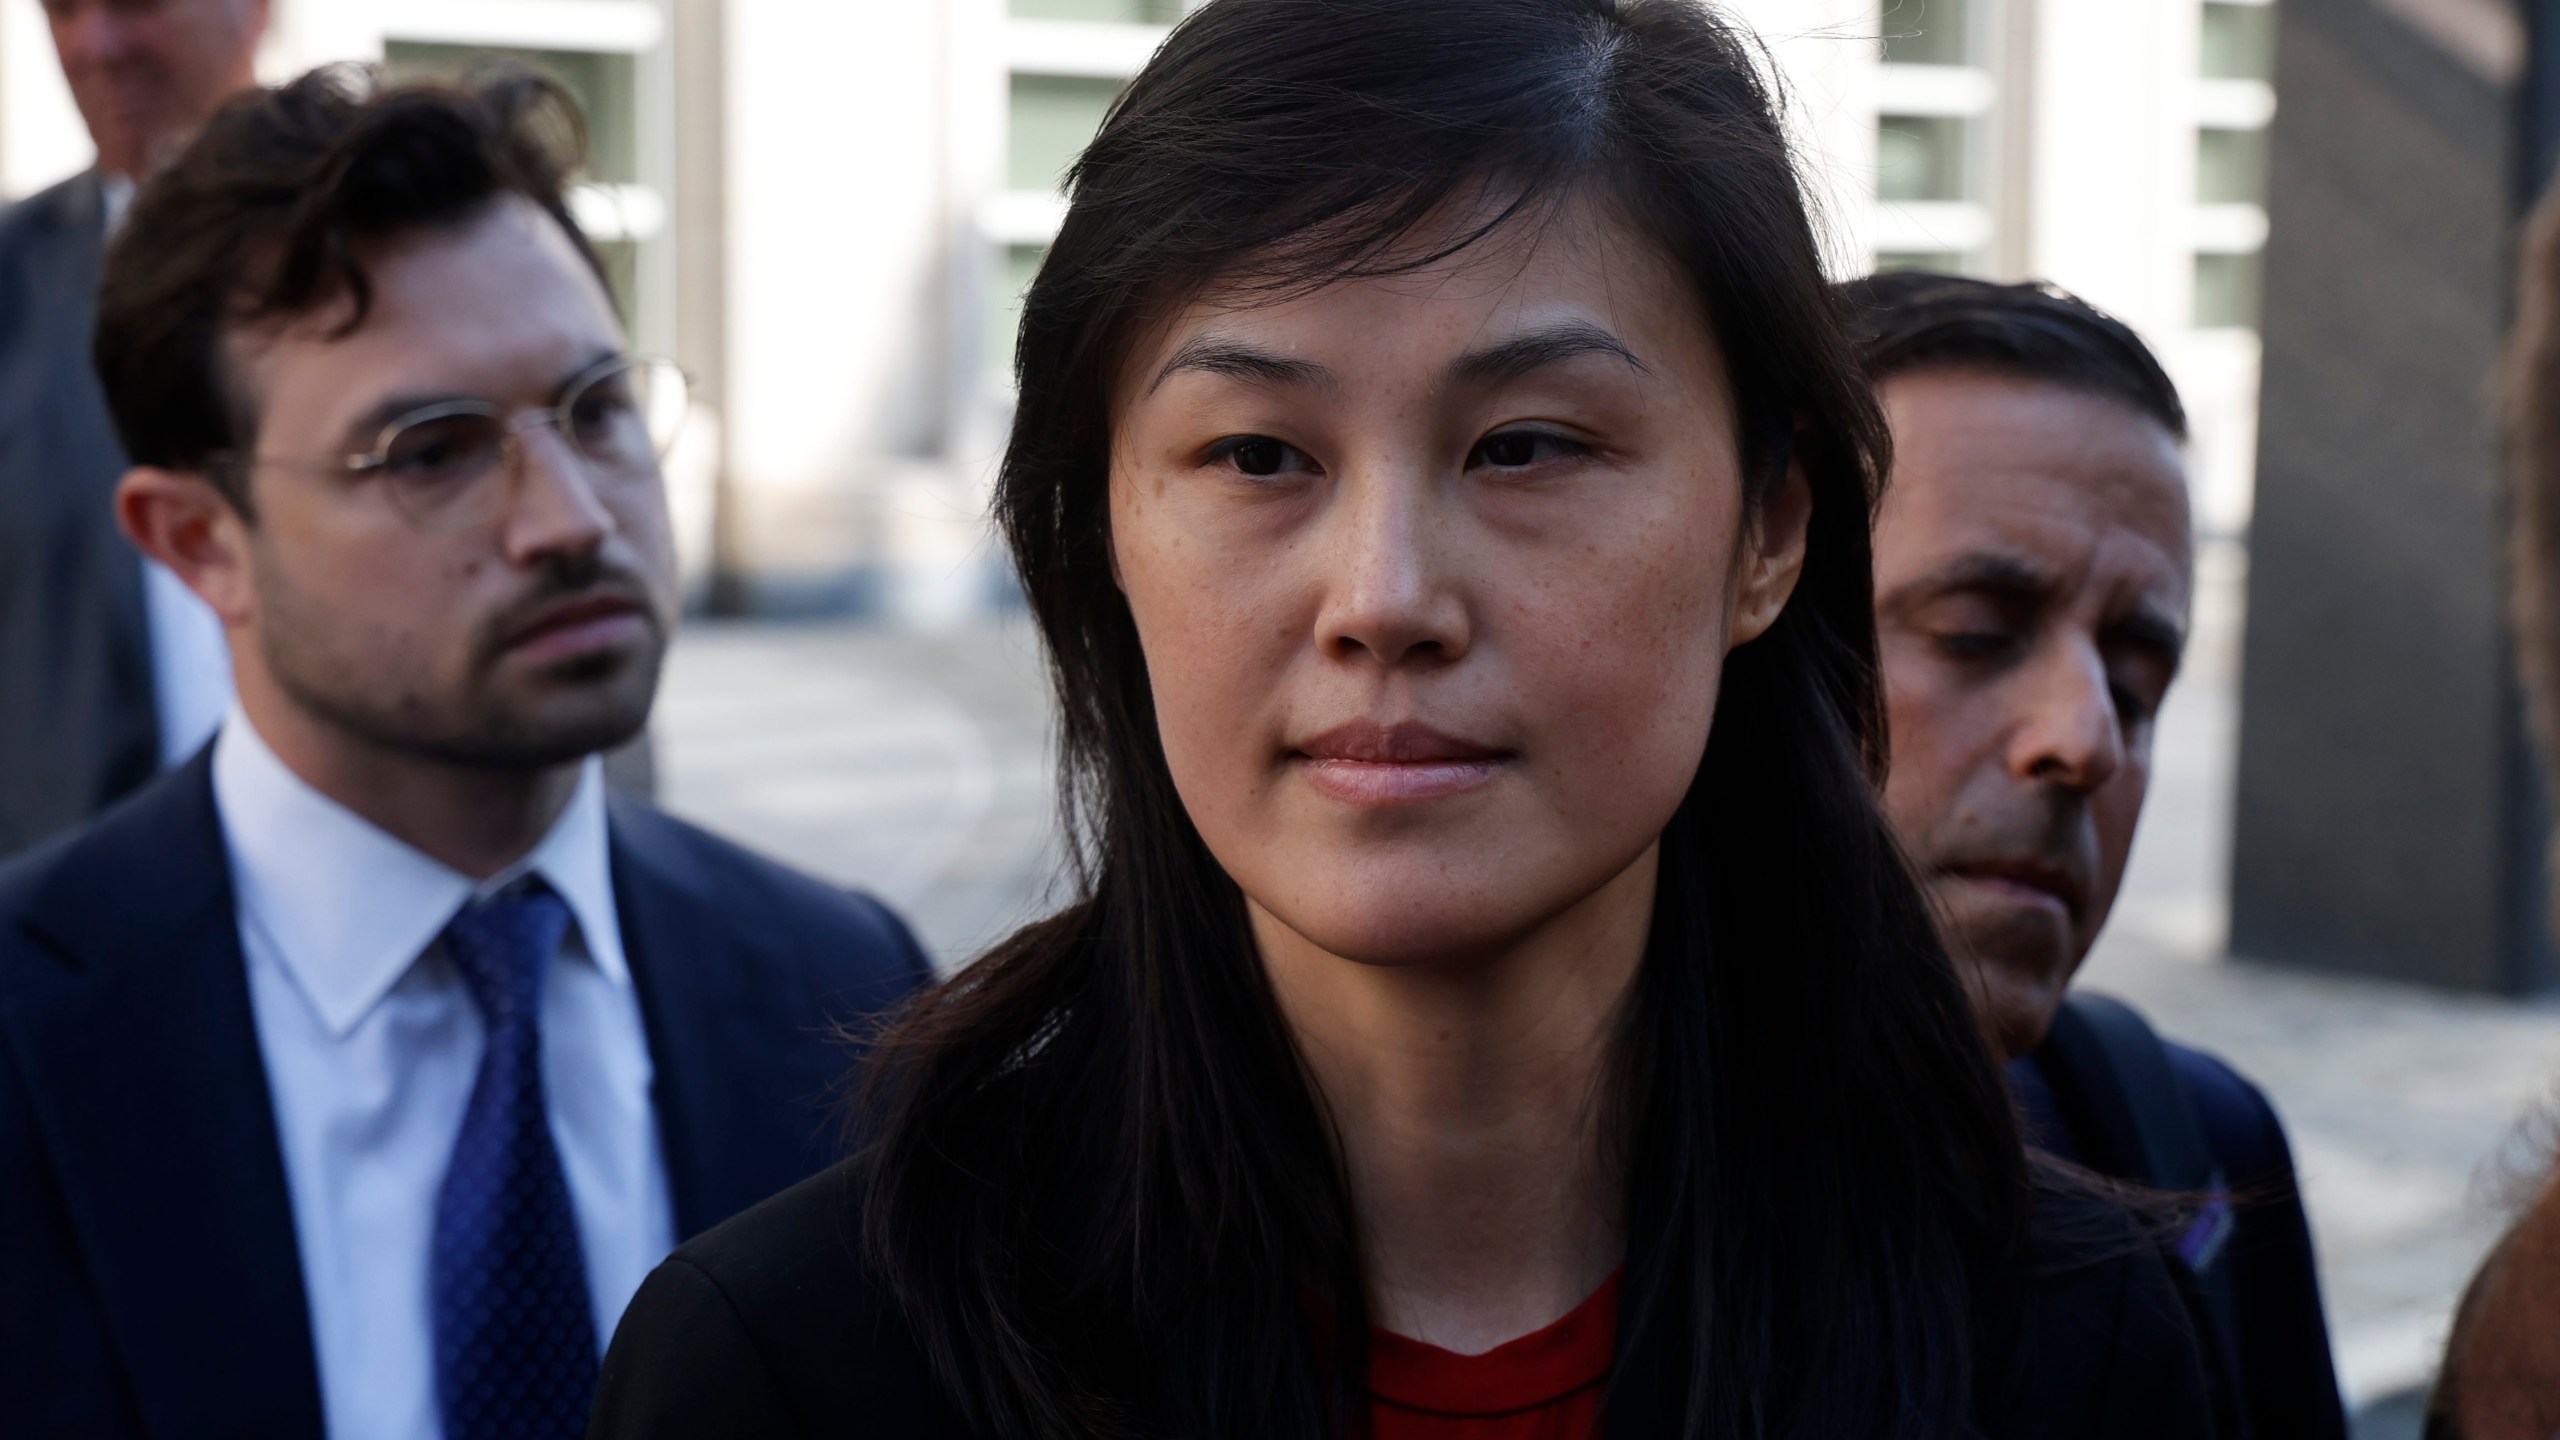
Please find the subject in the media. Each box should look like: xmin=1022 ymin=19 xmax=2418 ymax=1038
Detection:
xmin=0 ymin=752 xmax=188 ymax=983
xmin=0 ymin=173 xmax=96 ymax=255
xmin=0 ymin=173 xmax=100 ymax=333
xmin=0 ymin=171 xmax=94 ymax=225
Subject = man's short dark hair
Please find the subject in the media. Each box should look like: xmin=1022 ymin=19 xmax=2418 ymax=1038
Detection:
xmin=94 ymin=63 xmax=606 ymax=511
xmin=1837 ymin=270 xmax=2188 ymax=442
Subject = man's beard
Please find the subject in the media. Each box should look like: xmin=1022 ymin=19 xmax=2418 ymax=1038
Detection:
xmin=259 ymin=552 xmax=665 ymax=772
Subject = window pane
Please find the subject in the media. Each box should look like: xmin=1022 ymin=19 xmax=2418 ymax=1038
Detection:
xmin=2194 ymin=251 xmax=2263 ymax=329
xmin=1877 ymin=115 xmax=1967 ymax=202
xmin=383 ymin=42 xmax=636 ymax=185
xmin=1009 ymin=74 xmax=1122 ymax=193
xmin=594 ymin=240 xmax=639 ymax=330
xmin=1011 ymin=0 xmax=1183 ymax=19
xmin=2196 ymin=127 xmax=2269 ymax=204
xmin=1879 ymin=0 xmax=1968 ymax=65
xmin=383 ymin=41 xmax=641 ymax=332
xmin=990 ymin=243 xmax=1047 ymax=385
xmin=2199 ymin=3 xmax=2276 ymax=81
xmin=1875 ymin=251 xmax=1968 ymax=275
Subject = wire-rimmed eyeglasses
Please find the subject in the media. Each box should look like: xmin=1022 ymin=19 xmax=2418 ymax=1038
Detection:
xmin=216 ymin=354 xmax=692 ymax=535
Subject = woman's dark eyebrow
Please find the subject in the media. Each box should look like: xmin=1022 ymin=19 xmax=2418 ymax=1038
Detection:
xmin=1445 ymin=321 xmax=1650 ymax=389
xmin=1149 ymin=337 xmax=1336 ymax=394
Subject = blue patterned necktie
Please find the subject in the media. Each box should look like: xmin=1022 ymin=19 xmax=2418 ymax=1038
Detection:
xmin=431 ymin=882 xmax=598 ymax=1440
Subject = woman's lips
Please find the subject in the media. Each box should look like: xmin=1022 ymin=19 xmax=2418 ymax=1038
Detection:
xmin=1289 ymin=720 xmax=1511 ymax=806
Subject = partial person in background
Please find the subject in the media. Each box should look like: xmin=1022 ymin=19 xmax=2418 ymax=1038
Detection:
xmin=2427 ymin=179 xmax=2560 ymax=1440
xmin=2432 ymin=1155 xmax=2560 ymax=1439
xmin=0 ymin=69 xmax=929 ymax=1439
xmin=1845 ymin=271 xmax=2347 ymax=1440
xmin=0 ymin=0 xmax=267 ymax=856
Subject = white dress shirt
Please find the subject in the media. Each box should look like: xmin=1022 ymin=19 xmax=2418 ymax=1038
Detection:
xmin=142 ymin=562 xmax=231 ymax=764
xmin=100 ymin=170 xmax=235 ymax=765
xmin=213 ymin=711 xmax=675 ymax=1440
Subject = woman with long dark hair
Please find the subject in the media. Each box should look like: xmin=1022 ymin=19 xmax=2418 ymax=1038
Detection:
xmin=595 ymin=0 xmax=2211 ymax=1434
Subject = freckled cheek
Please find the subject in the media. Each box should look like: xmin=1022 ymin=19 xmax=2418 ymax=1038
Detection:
xmin=1118 ymin=527 xmax=1304 ymax=812
xmin=1516 ymin=547 xmax=1727 ymax=794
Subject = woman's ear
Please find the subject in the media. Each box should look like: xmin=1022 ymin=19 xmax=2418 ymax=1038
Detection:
xmin=1728 ymin=460 xmax=1811 ymax=650
xmin=116 ymin=466 xmax=256 ymax=630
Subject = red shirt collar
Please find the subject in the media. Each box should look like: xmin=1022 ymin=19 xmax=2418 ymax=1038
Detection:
xmin=1367 ymin=1270 xmax=1621 ymax=1417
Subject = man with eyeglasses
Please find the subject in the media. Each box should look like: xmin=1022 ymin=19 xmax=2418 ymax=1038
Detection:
xmin=0 ymin=69 xmax=932 ymax=1440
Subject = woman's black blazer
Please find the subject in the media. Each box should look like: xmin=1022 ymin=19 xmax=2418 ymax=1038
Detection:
xmin=591 ymin=1161 xmax=2212 ymax=1438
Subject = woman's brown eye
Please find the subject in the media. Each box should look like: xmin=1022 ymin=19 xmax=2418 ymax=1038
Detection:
xmin=1222 ymin=437 xmax=1294 ymax=476
xmin=1470 ymin=430 xmax=1582 ymax=470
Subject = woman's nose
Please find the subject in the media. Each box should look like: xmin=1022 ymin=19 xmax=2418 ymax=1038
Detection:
xmin=1309 ymin=462 xmax=1471 ymax=669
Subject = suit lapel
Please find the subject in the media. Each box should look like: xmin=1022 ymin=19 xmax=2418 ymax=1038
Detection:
xmin=609 ymin=802 xmax=848 ymax=1239
xmin=4 ymin=756 xmax=323 ymax=1439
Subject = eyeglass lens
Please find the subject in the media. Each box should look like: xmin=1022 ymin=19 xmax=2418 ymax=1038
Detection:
xmin=378 ymin=358 xmax=688 ymax=530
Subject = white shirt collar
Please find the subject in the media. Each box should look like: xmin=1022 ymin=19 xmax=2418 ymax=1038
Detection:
xmin=99 ymin=171 xmax=134 ymax=238
xmin=211 ymin=707 xmax=628 ymax=1038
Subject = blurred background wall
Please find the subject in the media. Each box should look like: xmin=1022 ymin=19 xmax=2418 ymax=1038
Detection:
xmin=2232 ymin=0 xmax=2545 ymax=996
xmin=0 ymin=0 xmax=2276 ymax=620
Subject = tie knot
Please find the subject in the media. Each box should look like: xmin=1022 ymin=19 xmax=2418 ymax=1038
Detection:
xmin=440 ymin=882 xmax=572 ymax=1030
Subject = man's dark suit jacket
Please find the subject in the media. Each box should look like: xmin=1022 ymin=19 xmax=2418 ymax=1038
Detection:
xmin=0 ymin=751 xmax=936 ymax=1438
xmin=0 ymin=171 xmax=159 ymax=857
xmin=2015 ymin=1031 xmax=2347 ymax=1440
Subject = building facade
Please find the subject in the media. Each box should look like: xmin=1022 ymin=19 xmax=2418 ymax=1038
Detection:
xmin=0 ymin=0 xmax=2275 ymax=614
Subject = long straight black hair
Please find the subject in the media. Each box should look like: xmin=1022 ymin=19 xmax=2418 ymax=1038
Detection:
xmin=858 ymin=1 xmax=2030 ymax=1435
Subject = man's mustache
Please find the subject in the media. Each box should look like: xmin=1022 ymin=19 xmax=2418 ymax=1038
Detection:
xmin=473 ymin=556 xmax=662 ymax=663
xmin=1927 ymin=793 xmax=2096 ymax=903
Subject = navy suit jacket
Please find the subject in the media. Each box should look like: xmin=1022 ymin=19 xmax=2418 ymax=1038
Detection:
xmin=2014 ymin=1035 xmax=2347 ymax=1440
xmin=0 ymin=751 xmax=934 ymax=1438
xmin=0 ymin=172 xmax=160 ymax=857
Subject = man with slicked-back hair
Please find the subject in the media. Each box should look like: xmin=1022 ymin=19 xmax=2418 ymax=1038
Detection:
xmin=1846 ymin=271 xmax=2346 ymax=1440
xmin=0 ymin=68 xmax=928 ymax=1440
